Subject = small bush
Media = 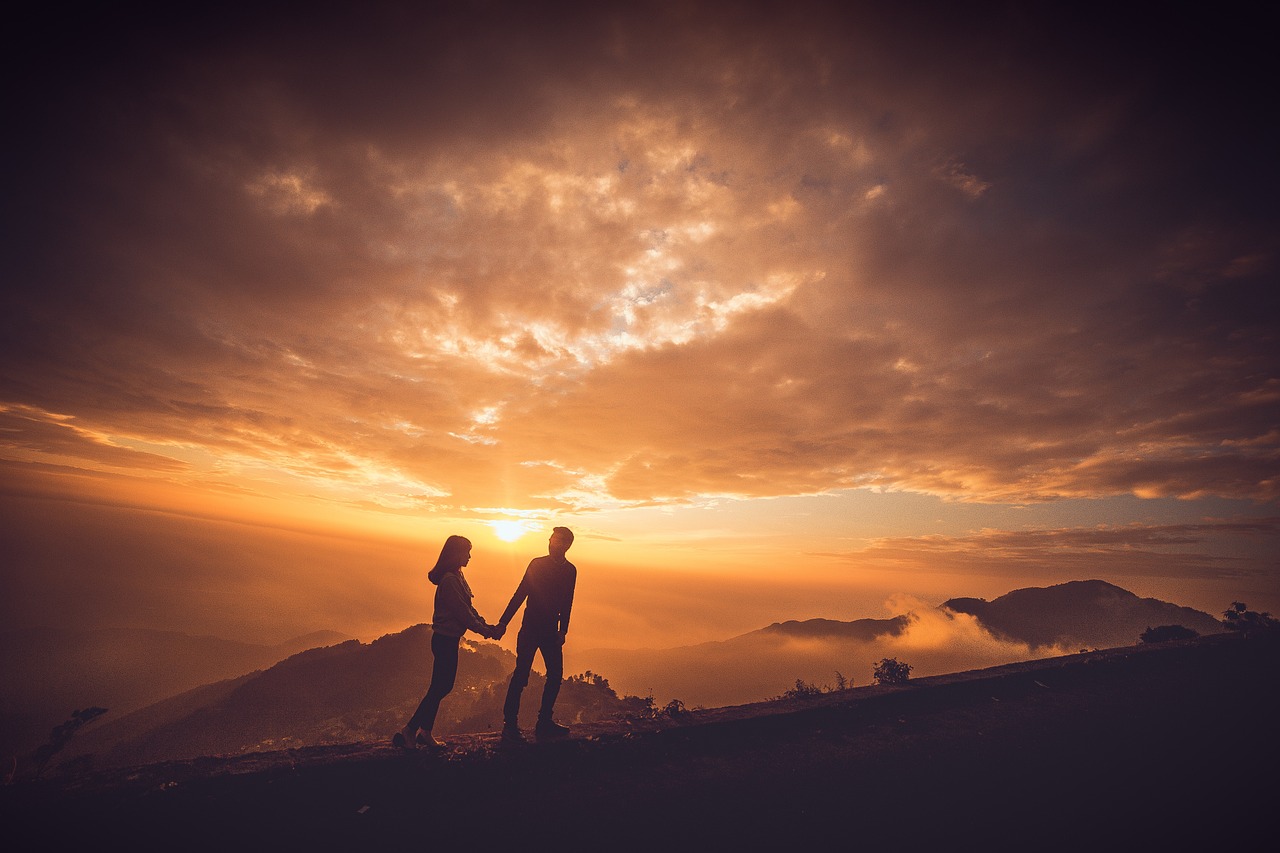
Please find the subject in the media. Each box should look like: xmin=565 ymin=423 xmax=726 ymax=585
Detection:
xmin=778 ymin=679 xmax=824 ymax=700
xmin=619 ymin=694 xmax=690 ymax=723
xmin=1140 ymin=624 xmax=1200 ymax=644
xmin=872 ymin=658 xmax=912 ymax=685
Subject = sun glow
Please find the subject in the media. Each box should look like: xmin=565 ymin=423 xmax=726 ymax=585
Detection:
xmin=490 ymin=519 xmax=530 ymax=542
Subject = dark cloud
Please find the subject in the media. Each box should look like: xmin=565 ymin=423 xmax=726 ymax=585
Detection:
xmin=838 ymin=519 xmax=1279 ymax=585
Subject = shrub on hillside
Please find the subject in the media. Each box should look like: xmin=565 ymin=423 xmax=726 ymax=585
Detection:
xmin=626 ymin=694 xmax=691 ymax=721
xmin=778 ymin=679 xmax=824 ymax=700
xmin=774 ymin=671 xmax=854 ymax=700
xmin=872 ymin=658 xmax=912 ymax=685
xmin=1139 ymin=625 xmax=1199 ymax=644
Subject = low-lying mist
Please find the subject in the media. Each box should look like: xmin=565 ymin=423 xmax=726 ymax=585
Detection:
xmin=578 ymin=596 xmax=1073 ymax=708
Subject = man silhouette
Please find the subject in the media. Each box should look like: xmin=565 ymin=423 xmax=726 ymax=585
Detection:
xmin=496 ymin=526 xmax=578 ymax=743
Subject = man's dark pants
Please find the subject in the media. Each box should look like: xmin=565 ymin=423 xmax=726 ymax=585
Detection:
xmin=503 ymin=627 xmax=563 ymax=726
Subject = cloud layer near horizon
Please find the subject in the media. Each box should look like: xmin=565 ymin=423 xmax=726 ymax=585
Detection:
xmin=578 ymin=595 xmax=1072 ymax=707
xmin=4 ymin=1 xmax=1276 ymax=524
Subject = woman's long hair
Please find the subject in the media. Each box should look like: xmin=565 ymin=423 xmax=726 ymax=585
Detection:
xmin=427 ymin=535 xmax=472 ymax=584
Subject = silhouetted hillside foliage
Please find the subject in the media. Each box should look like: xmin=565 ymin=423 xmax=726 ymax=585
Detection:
xmin=31 ymin=707 xmax=106 ymax=780
xmin=942 ymin=579 xmax=1223 ymax=648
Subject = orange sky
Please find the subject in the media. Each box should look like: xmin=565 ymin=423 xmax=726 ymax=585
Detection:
xmin=2 ymin=1 xmax=1277 ymax=650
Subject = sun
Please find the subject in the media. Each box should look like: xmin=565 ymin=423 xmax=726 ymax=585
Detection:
xmin=490 ymin=520 xmax=528 ymax=542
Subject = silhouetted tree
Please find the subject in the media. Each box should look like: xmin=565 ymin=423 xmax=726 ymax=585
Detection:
xmin=566 ymin=670 xmax=611 ymax=690
xmin=872 ymin=658 xmax=912 ymax=685
xmin=1221 ymin=602 xmax=1280 ymax=634
xmin=1140 ymin=625 xmax=1200 ymax=644
xmin=33 ymin=707 xmax=107 ymax=779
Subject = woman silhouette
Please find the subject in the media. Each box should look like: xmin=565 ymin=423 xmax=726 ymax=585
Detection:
xmin=394 ymin=535 xmax=499 ymax=750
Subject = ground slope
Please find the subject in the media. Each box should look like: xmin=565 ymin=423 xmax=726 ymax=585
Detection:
xmin=4 ymin=631 xmax=1275 ymax=851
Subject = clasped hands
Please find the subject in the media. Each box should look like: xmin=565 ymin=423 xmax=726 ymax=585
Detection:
xmin=482 ymin=623 xmax=507 ymax=641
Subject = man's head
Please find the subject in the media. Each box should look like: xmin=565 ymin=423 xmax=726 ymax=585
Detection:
xmin=548 ymin=526 xmax=574 ymax=558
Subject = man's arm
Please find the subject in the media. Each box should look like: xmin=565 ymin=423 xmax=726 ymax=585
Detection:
xmin=498 ymin=570 xmax=531 ymax=627
xmin=557 ymin=570 xmax=577 ymax=637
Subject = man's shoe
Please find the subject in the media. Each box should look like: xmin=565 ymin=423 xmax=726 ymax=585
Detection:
xmin=535 ymin=719 xmax=570 ymax=740
xmin=416 ymin=732 xmax=445 ymax=751
xmin=500 ymin=725 xmax=526 ymax=745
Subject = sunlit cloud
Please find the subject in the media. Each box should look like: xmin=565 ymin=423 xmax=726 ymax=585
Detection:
xmin=933 ymin=158 xmax=991 ymax=198
xmin=3 ymin=1 xmax=1276 ymax=643
xmin=245 ymin=170 xmax=333 ymax=215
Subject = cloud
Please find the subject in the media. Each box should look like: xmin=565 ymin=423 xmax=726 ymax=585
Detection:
xmin=0 ymin=405 xmax=187 ymax=472
xmin=933 ymin=158 xmax=991 ymax=198
xmin=0 ymin=484 xmax=442 ymax=644
xmin=827 ymin=519 xmax=1280 ymax=582
xmin=3 ymin=0 xmax=1276 ymax=520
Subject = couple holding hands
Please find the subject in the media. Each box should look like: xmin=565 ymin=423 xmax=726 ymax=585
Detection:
xmin=394 ymin=526 xmax=578 ymax=750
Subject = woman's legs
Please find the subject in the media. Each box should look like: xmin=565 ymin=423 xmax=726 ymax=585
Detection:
xmin=407 ymin=631 xmax=460 ymax=736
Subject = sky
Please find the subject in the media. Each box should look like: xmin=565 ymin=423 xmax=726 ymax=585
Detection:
xmin=2 ymin=0 xmax=1277 ymax=653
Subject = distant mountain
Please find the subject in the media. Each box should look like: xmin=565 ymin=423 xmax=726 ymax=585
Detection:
xmin=759 ymin=617 xmax=911 ymax=641
xmin=580 ymin=580 xmax=1226 ymax=708
xmin=942 ymin=579 xmax=1225 ymax=650
xmin=66 ymin=625 xmax=646 ymax=769
xmin=0 ymin=627 xmax=349 ymax=756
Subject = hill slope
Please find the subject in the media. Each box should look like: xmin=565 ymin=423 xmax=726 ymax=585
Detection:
xmin=65 ymin=625 xmax=646 ymax=768
xmin=5 ymin=631 xmax=1275 ymax=850
xmin=0 ymin=628 xmax=349 ymax=757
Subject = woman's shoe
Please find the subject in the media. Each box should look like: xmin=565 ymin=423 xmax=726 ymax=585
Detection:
xmin=392 ymin=727 xmax=418 ymax=750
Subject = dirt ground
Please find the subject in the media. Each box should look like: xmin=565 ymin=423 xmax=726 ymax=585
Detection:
xmin=5 ymin=631 xmax=1276 ymax=851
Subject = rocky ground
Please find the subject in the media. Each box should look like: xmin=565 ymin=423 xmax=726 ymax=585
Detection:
xmin=4 ymin=631 xmax=1276 ymax=851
